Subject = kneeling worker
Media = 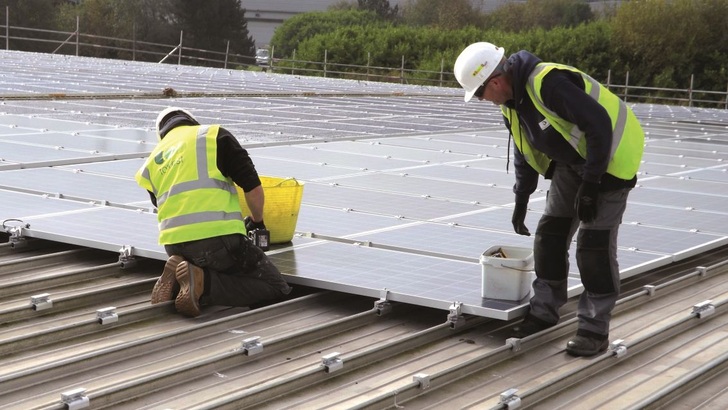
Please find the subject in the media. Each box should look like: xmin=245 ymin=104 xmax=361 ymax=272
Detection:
xmin=135 ymin=107 xmax=291 ymax=317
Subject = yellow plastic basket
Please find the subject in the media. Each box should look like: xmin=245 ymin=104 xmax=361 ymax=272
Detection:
xmin=236 ymin=176 xmax=304 ymax=244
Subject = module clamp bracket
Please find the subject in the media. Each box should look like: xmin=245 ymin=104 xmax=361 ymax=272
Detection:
xmin=61 ymin=387 xmax=90 ymax=410
xmin=242 ymin=336 xmax=264 ymax=356
xmin=118 ymin=245 xmax=137 ymax=269
xmin=8 ymin=225 xmax=28 ymax=249
xmin=499 ymin=388 xmax=522 ymax=409
xmin=31 ymin=293 xmax=53 ymax=311
xmin=374 ymin=288 xmax=392 ymax=316
xmin=447 ymin=301 xmax=465 ymax=329
xmin=96 ymin=307 xmax=118 ymax=325
xmin=506 ymin=337 xmax=522 ymax=352
xmin=610 ymin=339 xmax=628 ymax=358
xmin=322 ymin=352 xmax=343 ymax=373
xmin=413 ymin=373 xmax=430 ymax=389
xmin=692 ymin=300 xmax=715 ymax=318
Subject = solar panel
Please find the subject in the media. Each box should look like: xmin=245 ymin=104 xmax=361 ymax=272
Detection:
xmin=1 ymin=49 xmax=727 ymax=321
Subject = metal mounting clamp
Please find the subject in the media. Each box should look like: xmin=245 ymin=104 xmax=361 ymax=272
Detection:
xmin=31 ymin=293 xmax=53 ymax=311
xmin=241 ymin=336 xmax=264 ymax=356
xmin=506 ymin=337 xmax=522 ymax=352
xmin=96 ymin=307 xmax=118 ymax=325
xmin=118 ymin=245 xmax=137 ymax=269
xmin=374 ymin=288 xmax=392 ymax=316
xmin=61 ymin=387 xmax=89 ymax=410
xmin=610 ymin=339 xmax=628 ymax=358
xmin=413 ymin=373 xmax=430 ymax=389
xmin=499 ymin=388 xmax=522 ymax=409
xmin=692 ymin=300 xmax=715 ymax=318
xmin=322 ymin=352 xmax=343 ymax=373
xmin=447 ymin=301 xmax=464 ymax=329
xmin=3 ymin=218 xmax=29 ymax=249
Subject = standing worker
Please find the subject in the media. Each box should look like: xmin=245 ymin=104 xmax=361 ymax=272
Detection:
xmin=454 ymin=42 xmax=644 ymax=356
xmin=135 ymin=107 xmax=291 ymax=317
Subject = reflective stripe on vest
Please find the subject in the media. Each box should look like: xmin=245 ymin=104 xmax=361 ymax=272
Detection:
xmin=136 ymin=125 xmax=245 ymax=244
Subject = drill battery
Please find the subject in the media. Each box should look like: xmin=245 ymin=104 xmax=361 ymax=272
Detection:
xmin=248 ymin=228 xmax=270 ymax=251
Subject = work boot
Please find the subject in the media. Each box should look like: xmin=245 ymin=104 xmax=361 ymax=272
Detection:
xmin=509 ymin=316 xmax=555 ymax=338
xmin=566 ymin=335 xmax=609 ymax=357
xmin=175 ymin=261 xmax=205 ymax=317
xmin=150 ymin=255 xmax=184 ymax=304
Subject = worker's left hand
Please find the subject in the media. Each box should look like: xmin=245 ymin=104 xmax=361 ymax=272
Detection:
xmin=511 ymin=202 xmax=531 ymax=236
xmin=575 ymin=181 xmax=599 ymax=223
xmin=244 ymin=216 xmax=267 ymax=232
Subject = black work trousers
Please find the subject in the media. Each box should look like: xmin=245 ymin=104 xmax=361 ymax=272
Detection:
xmin=530 ymin=163 xmax=630 ymax=337
xmin=165 ymin=233 xmax=291 ymax=308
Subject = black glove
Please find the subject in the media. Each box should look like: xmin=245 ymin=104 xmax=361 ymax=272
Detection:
xmin=511 ymin=202 xmax=530 ymax=236
xmin=575 ymin=181 xmax=599 ymax=223
xmin=244 ymin=216 xmax=266 ymax=232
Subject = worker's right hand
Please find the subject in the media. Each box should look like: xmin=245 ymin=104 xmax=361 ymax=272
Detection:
xmin=244 ymin=216 xmax=266 ymax=232
xmin=511 ymin=202 xmax=531 ymax=236
xmin=575 ymin=181 xmax=599 ymax=223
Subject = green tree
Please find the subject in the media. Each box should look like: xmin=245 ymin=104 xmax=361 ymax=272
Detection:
xmin=486 ymin=0 xmax=593 ymax=33
xmin=270 ymin=10 xmax=382 ymax=58
xmin=56 ymin=0 xmax=121 ymax=57
xmin=521 ymin=21 xmax=613 ymax=81
xmin=401 ymin=0 xmax=482 ymax=29
xmin=328 ymin=0 xmax=357 ymax=11
xmin=117 ymin=0 xmax=179 ymax=56
xmin=171 ymin=0 xmax=255 ymax=64
xmin=55 ymin=0 xmax=177 ymax=60
xmin=358 ymin=0 xmax=399 ymax=21
xmin=610 ymin=0 xmax=728 ymax=94
xmin=0 ymin=0 xmax=64 ymax=52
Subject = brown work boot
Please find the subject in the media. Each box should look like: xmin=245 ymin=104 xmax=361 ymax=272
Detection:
xmin=175 ymin=261 xmax=205 ymax=317
xmin=150 ymin=255 xmax=184 ymax=304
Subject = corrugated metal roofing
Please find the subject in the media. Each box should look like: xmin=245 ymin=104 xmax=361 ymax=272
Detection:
xmin=1 ymin=237 xmax=726 ymax=409
xmin=1 ymin=50 xmax=727 ymax=409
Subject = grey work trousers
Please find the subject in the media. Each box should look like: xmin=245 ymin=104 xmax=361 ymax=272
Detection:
xmin=165 ymin=233 xmax=291 ymax=308
xmin=529 ymin=163 xmax=631 ymax=337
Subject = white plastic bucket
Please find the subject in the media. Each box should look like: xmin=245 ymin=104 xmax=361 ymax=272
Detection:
xmin=480 ymin=245 xmax=534 ymax=301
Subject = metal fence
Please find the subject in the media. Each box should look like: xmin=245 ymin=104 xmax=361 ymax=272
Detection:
xmin=1 ymin=11 xmax=258 ymax=69
xmin=2 ymin=10 xmax=727 ymax=109
xmin=271 ymin=49 xmax=728 ymax=109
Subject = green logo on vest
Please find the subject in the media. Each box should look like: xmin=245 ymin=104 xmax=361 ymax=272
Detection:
xmin=154 ymin=144 xmax=180 ymax=165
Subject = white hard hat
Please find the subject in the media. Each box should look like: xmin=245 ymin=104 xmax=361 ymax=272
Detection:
xmin=453 ymin=42 xmax=505 ymax=102
xmin=155 ymin=107 xmax=196 ymax=136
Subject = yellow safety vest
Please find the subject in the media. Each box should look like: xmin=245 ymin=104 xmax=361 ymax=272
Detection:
xmin=502 ymin=63 xmax=644 ymax=179
xmin=135 ymin=125 xmax=246 ymax=244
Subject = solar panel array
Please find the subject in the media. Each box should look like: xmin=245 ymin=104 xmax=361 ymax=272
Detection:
xmin=2 ymin=50 xmax=727 ymax=320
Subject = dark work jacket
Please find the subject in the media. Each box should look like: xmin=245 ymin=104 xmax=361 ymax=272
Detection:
xmin=147 ymin=114 xmax=261 ymax=207
xmin=503 ymin=51 xmax=636 ymax=204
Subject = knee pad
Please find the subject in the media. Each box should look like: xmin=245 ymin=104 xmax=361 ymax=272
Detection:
xmin=534 ymin=216 xmax=575 ymax=281
xmin=576 ymin=229 xmax=617 ymax=293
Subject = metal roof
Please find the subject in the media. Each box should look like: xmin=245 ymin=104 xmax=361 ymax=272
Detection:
xmin=1 ymin=50 xmax=727 ymax=409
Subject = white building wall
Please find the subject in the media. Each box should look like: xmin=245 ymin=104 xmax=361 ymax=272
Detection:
xmin=242 ymin=0 xmax=408 ymax=48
